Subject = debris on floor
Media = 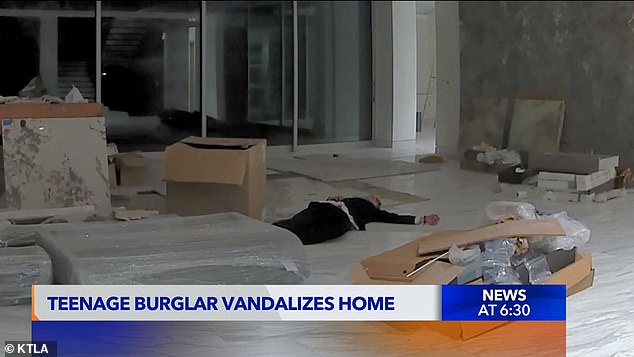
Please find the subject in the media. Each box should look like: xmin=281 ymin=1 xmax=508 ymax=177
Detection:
xmin=531 ymin=152 xmax=622 ymax=202
xmin=350 ymin=201 xmax=594 ymax=339
xmin=113 ymin=208 xmax=159 ymax=221
xmin=418 ymin=154 xmax=445 ymax=164
xmin=460 ymin=144 xmax=521 ymax=174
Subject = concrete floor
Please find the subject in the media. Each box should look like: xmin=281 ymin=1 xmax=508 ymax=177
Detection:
xmin=1 ymin=128 xmax=632 ymax=355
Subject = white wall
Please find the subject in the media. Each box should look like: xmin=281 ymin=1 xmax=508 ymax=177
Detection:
xmin=391 ymin=1 xmax=417 ymax=142
xmin=435 ymin=0 xmax=460 ymax=156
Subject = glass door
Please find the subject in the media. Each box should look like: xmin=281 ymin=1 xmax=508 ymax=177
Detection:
xmin=295 ymin=1 xmax=373 ymax=145
xmin=205 ymin=1 xmax=292 ymax=146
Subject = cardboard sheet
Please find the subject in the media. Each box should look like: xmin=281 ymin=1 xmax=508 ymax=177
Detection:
xmin=349 ymin=262 xmax=463 ymax=285
xmin=361 ymin=230 xmax=465 ymax=281
xmin=417 ymin=219 xmax=565 ymax=255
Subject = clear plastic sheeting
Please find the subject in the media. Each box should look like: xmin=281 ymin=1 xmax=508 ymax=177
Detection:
xmin=0 ymin=232 xmax=39 ymax=248
xmin=479 ymin=201 xmax=537 ymax=226
xmin=481 ymin=238 xmax=522 ymax=284
xmin=532 ymin=211 xmax=591 ymax=253
xmin=0 ymin=245 xmax=52 ymax=306
xmin=524 ymin=254 xmax=552 ymax=284
xmin=13 ymin=213 xmax=310 ymax=285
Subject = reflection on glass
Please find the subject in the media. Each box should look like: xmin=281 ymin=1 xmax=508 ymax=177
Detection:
xmin=297 ymin=1 xmax=372 ymax=144
xmin=102 ymin=1 xmax=201 ymax=151
xmin=205 ymin=2 xmax=292 ymax=146
xmin=0 ymin=16 xmax=40 ymax=97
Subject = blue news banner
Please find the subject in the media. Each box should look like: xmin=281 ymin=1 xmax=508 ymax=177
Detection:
xmin=442 ymin=285 xmax=567 ymax=321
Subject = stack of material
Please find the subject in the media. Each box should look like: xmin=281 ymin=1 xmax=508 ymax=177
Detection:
xmin=460 ymin=146 xmax=522 ymax=174
xmin=349 ymin=201 xmax=594 ymax=340
xmin=530 ymin=152 xmax=620 ymax=202
xmin=16 ymin=212 xmax=309 ymax=285
xmin=0 ymin=245 xmax=52 ymax=306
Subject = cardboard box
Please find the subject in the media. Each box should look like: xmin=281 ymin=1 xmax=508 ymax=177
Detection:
xmin=428 ymin=253 xmax=593 ymax=340
xmin=116 ymin=153 xmax=151 ymax=186
xmin=162 ymin=137 xmax=266 ymax=219
xmin=516 ymin=248 xmax=577 ymax=284
xmin=529 ymin=152 xmax=619 ymax=174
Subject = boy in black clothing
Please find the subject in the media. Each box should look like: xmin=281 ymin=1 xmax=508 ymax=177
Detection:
xmin=273 ymin=195 xmax=440 ymax=245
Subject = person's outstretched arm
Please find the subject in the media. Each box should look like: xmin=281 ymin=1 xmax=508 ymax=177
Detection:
xmin=373 ymin=210 xmax=440 ymax=225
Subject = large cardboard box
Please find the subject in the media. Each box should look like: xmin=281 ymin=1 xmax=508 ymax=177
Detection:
xmin=529 ymin=152 xmax=619 ymax=174
xmin=116 ymin=153 xmax=151 ymax=186
xmin=162 ymin=137 xmax=266 ymax=219
xmin=352 ymin=243 xmax=593 ymax=340
xmin=427 ymin=253 xmax=594 ymax=340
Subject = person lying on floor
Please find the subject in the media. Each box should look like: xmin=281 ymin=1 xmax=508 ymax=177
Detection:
xmin=273 ymin=195 xmax=440 ymax=245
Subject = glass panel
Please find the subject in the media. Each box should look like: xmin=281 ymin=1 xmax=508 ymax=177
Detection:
xmin=0 ymin=2 xmax=96 ymax=100
xmin=101 ymin=1 xmax=201 ymax=152
xmin=58 ymin=17 xmax=97 ymax=101
xmin=0 ymin=16 xmax=40 ymax=97
xmin=206 ymin=2 xmax=292 ymax=146
xmin=297 ymin=1 xmax=372 ymax=145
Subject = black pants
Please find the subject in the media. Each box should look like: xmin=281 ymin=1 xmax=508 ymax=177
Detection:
xmin=273 ymin=202 xmax=353 ymax=245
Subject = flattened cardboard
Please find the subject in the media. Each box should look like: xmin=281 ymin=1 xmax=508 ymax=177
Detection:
xmin=516 ymin=248 xmax=576 ymax=284
xmin=567 ymin=268 xmax=594 ymax=296
xmin=417 ymin=219 xmax=565 ymax=256
xmin=361 ymin=230 xmax=466 ymax=280
xmin=349 ymin=262 xmax=463 ymax=285
xmin=529 ymin=152 xmax=619 ymax=174
xmin=162 ymin=137 xmax=266 ymax=219
xmin=544 ymin=252 xmax=592 ymax=288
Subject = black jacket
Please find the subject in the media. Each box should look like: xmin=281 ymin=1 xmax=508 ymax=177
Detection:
xmin=341 ymin=198 xmax=416 ymax=230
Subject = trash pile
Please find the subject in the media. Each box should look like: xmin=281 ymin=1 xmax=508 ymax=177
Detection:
xmin=450 ymin=202 xmax=591 ymax=285
xmin=352 ymin=201 xmax=593 ymax=289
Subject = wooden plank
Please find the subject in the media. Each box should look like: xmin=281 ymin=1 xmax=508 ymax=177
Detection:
xmin=0 ymin=103 xmax=103 ymax=119
xmin=417 ymin=219 xmax=565 ymax=256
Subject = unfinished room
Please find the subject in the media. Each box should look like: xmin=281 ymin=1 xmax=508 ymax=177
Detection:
xmin=0 ymin=1 xmax=630 ymax=356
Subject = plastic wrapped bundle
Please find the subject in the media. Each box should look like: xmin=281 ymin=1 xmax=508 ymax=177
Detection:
xmin=531 ymin=212 xmax=591 ymax=253
xmin=0 ymin=245 xmax=52 ymax=306
xmin=481 ymin=238 xmax=522 ymax=285
xmin=18 ymin=212 xmax=310 ymax=285
xmin=479 ymin=201 xmax=537 ymax=226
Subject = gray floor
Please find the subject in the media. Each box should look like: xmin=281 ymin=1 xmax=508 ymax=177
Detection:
xmin=1 ymin=128 xmax=632 ymax=355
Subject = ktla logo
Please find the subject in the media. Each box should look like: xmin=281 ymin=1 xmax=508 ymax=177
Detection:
xmin=4 ymin=341 xmax=57 ymax=356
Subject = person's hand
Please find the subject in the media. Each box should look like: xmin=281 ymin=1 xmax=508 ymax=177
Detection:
xmin=421 ymin=214 xmax=440 ymax=226
xmin=327 ymin=195 xmax=345 ymax=201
